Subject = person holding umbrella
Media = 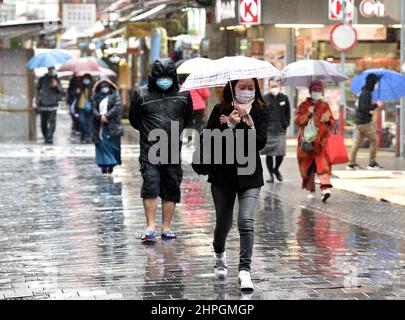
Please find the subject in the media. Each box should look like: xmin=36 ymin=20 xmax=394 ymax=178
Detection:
xmin=347 ymin=73 xmax=384 ymax=170
xmin=295 ymin=80 xmax=335 ymax=202
xmin=202 ymin=78 xmax=268 ymax=291
xmin=36 ymin=67 xmax=63 ymax=144
xmin=261 ymin=79 xmax=291 ymax=183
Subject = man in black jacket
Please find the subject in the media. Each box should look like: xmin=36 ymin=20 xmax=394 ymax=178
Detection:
xmin=347 ymin=73 xmax=384 ymax=170
xmin=129 ymin=59 xmax=193 ymax=242
xmin=36 ymin=67 xmax=62 ymax=144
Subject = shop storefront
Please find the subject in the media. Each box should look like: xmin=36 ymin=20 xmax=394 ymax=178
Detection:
xmin=210 ymin=0 xmax=402 ymax=146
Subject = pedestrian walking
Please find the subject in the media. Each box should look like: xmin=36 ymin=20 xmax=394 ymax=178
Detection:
xmin=76 ymin=74 xmax=94 ymax=143
xmin=202 ymin=78 xmax=268 ymax=291
xmin=261 ymin=79 xmax=291 ymax=183
xmin=67 ymin=75 xmax=81 ymax=139
xmin=295 ymin=80 xmax=334 ymax=202
xmin=92 ymin=78 xmax=124 ymax=175
xmin=36 ymin=66 xmax=62 ymax=144
xmin=347 ymin=73 xmax=384 ymax=170
xmin=190 ymin=87 xmax=210 ymax=133
xmin=129 ymin=58 xmax=193 ymax=242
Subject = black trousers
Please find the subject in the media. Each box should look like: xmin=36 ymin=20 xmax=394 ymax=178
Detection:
xmin=40 ymin=110 xmax=57 ymax=142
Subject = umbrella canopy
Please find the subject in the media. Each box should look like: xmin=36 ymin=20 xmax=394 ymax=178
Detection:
xmin=176 ymin=57 xmax=214 ymax=74
xmin=181 ymin=56 xmax=281 ymax=91
xmin=56 ymin=68 xmax=117 ymax=79
xmin=351 ymin=69 xmax=405 ymax=102
xmin=59 ymin=57 xmax=101 ymax=74
xmin=86 ymin=56 xmax=110 ymax=69
xmin=77 ymin=68 xmax=117 ymax=78
xmin=26 ymin=50 xmax=72 ymax=70
xmin=281 ymin=59 xmax=348 ymax=87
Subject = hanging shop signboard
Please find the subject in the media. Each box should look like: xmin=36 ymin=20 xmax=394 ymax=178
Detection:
xmin=329 ymin=0 xmax=354 ymax=21
xmin=239 ymin=0 xmax=260 ymax=25
xmin=215 ymin=0 xmax=237 ymax=24
xmin=359 ymin=0 xmax=387 ymax=18
xmin=62 ymin=3 xmax=96 ymax=29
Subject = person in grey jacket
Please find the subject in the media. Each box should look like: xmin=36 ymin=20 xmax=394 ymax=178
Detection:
xmin=36 ymin=67 xmax=62 ymax=144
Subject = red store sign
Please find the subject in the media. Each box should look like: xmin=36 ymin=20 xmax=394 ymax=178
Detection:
xmin=239 ymin=0 xmax=261 ymax=25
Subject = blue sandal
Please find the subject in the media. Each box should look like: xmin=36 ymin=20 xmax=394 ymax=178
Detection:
xmin=161 ymin=230 xmax=177 ymax=240
xmin=140 ymin=230 xmax=156 ymax=242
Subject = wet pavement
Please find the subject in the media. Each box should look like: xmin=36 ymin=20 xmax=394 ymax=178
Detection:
xmin=1 ymin=113 xmax=405 ymax=300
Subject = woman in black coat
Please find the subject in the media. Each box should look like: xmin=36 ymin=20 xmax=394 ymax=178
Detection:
xmin=92 ymin=78 xmax=124 ymax=174
xmin=195 ymin=78 xmax=268 ymax=291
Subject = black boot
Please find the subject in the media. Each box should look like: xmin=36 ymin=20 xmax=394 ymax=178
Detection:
xmin=274 ymin=170 xmax=283 ymax=182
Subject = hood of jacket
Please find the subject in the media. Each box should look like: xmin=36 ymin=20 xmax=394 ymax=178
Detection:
xmin=364 ymin=73 xmax=379 ymax=92
xmin=148 ymin=58 xmax=179 ymax=92
xmin=93 ymin=78 xmax=118 ymax=95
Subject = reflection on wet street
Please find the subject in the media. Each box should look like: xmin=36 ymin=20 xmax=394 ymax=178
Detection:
xmin=1 ymin=150 xmax=405 ymax=300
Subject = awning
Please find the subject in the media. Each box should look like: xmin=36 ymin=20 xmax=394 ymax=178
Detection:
xmin=97 ymin=27 xmax=126 ymax=41
xmin=129 ymin=4 xmax=167 ymax=22
xmin=61 ymin=27 xmax=93 ymax=41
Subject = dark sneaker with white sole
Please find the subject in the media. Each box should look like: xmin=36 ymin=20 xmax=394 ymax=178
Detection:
xmin=346 ymin=163 xmax=361 ymax=170
xmin=321 ymin=189 xmax=331 ymax=202
xmin=367 ymin=162 xmax=383 ymax=170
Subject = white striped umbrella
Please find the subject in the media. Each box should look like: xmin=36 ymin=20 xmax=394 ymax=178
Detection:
xmin=180 ymin=56 xmax=282 ymax=91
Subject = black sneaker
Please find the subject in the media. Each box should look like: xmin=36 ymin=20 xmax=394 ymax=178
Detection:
xmin=367 ymin=162 xmax=383 ymax=170
xmin=346 ymin=163 xmax=361 ymax=170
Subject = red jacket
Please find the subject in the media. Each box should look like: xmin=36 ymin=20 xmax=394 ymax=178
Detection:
xmin=190 ymin=88 xmax=210 ymax=111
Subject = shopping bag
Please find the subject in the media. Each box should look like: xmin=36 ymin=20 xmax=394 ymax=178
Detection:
xmin=325 ymin=132 xmax=349 ymax=165
xmin=303 ymin=118 xmax=318 ymax=143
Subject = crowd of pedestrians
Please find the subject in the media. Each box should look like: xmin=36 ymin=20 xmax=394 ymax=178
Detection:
xmin=35 ymin=56 xmax=386 ymax=293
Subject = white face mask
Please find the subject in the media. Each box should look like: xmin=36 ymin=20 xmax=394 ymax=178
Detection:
xmin=235 ymin=89 xmax=255 ymax=104
xmin=270 ymin=87 xmax=280 ymax=96
xmin=311 ymin=92 xmax=323 ymax=101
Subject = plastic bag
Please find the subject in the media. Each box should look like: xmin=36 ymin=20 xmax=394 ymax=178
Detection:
xmin=303 ymin=118 xmax=318 ymax=143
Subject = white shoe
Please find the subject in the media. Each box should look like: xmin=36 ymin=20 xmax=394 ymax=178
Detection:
xmin=214 ymin=252 xmax=228 ymax=280
xmin=321 ymin=189 xmax=331 ymax=202
xmin=307 ymin=192 xmax=315 ymax=199
xmin=238 ymin=270 xmax=254 ymax=291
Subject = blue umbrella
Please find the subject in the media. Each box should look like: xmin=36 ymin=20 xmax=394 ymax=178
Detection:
xmin=351 ymin=69 xmax=405 ymax=102
xmin=26 ymin=50 xmax=72 ymax=70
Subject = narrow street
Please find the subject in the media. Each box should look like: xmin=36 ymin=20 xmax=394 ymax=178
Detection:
xmin=0 ymin=113 xmax=404 ymax=300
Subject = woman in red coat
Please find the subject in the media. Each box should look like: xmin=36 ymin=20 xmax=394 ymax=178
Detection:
xmin=295 ymin=80 xmax=335 ymax=202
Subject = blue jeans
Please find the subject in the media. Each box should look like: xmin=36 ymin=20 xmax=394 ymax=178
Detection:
xmin=211 ymin=185 xmax=261 ymax=271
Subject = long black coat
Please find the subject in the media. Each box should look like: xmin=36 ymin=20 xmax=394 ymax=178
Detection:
xmin=92 ymin=80 xmax=124 ymax=140
xmin=263 ymin=92 xmax=291 ymax=134
xmin=205 ymin=104 xmax=268 ymax=189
